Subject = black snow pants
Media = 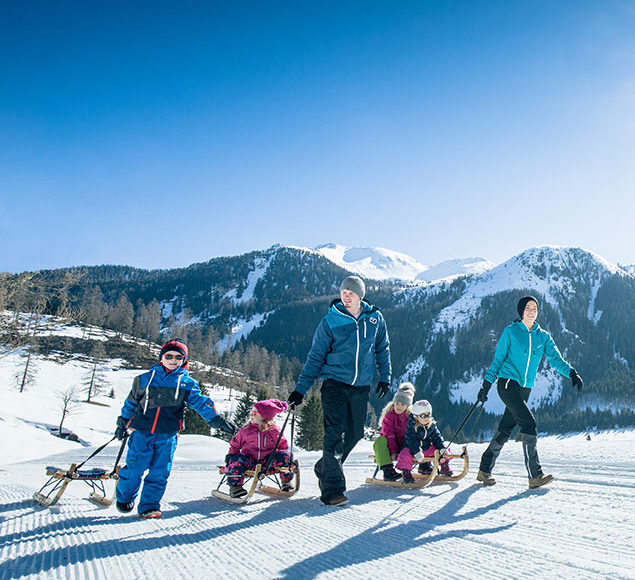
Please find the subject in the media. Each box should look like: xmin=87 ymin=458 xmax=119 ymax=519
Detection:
xmin=314 ymin=379 xmax=370 ymax=504
xmin=479 ymin=378 xmax=544 ymax=478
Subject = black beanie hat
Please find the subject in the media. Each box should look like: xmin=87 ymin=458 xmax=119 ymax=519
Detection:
xmin=517 ymin=296 xmax=539 ymax=318
xmin=159 ymin=339 xmax=188 ymax=360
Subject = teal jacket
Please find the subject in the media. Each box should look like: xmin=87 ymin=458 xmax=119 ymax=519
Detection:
xmin=295 ymin=299 xmax=391 ymax=394
xmin=485 ymin=320 xmax=572 ymax=388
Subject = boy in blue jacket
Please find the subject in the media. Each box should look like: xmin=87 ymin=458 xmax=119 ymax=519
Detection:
xmin=287 ymin=276 xmax=392 ymax=506
xmin=114 ymin=339 xmax=235 ymax=518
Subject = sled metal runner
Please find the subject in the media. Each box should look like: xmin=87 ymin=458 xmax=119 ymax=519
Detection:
xmin=212 ymin=460 xmax=300 ymax=505
xmin=365 ymin=446 xmax=469 ymax=488
xmin=33 ymin=464 xmax=121 ymax=507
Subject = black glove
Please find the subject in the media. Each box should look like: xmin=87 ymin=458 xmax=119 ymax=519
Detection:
xmin=477 ymin=380 xmax=492 ymax=403
xmin=569 ymin=369 xmax=583 ymax=392
xmin=288 ymin=390 xmax=304 ymax=409
xmin=209 ymin=415 xmax=237 ymax=435
xmin=115 ymin=416 xmax=128 ymax=441
xmin=376 ymin=381 xmax=390 ymax=398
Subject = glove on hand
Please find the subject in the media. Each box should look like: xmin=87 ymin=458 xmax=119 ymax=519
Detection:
xmin=115 ymin=416 xmax=128 ymax=441
xmin=438 ymin=448 xmax=448 ymax=458
xmin=477 ymin=379 xmax=492 ymax=403
xmin=287 ymin=390 xmax=304 ymax=409
xmin=569 ymin=369 xmax=583 ymax=392
xmin=375 ymin=381 xmax=390 ymax=398
xmin=209 ymin=415 xmax=237 ymax=435
xmin=414 ymin=451 xmax=424 ymax=463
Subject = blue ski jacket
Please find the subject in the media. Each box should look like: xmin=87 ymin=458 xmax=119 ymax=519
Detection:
xmin=294 ymin=299 xmax=391 ymax=394
xmin=120 ymin=364 xmax=219 ymax=434
xmin=485 ymin=320 xmax=573 ymax=389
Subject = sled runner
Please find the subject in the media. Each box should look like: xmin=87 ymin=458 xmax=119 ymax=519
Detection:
xmin=212 ymin=409 xmax=300 ymax=505
xmin=33 ymin=435 xmax=127 ymax=507
xmin=212 ymin=460 xmax=300 ymax=504
xmin=365 ymin=446 xmax=469 ymax=488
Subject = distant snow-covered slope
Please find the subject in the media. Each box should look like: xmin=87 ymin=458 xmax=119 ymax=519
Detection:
xmin=312 ymin=243 xmax=494 ymax=282
xmin=415 ymin=257 xmax=494 ymax=283
xmin=313 ymin=243 xmax=428 ymax=281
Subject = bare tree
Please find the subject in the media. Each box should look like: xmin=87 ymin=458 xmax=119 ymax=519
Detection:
xmin=15 ymin=342 xmax=38 ymax=392
xmin=58 ymin=386 xmax=79 ymax=435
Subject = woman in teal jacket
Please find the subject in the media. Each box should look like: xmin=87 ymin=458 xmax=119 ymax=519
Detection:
xmin=476 ymin=296 xmax=583 ymax=489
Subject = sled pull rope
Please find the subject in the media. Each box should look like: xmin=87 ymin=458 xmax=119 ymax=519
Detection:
xmin=446 ymin=401 xmax=484 ymax=449
xmin=110 ymin=433 xmax=129 ymax=476
xmin=75 ymin=435 xmax=117 ymax=471
xmin=289 ymin=411 xmax=296 ymax=455
xmin=261 ymin=409 xmax=293 ymax=476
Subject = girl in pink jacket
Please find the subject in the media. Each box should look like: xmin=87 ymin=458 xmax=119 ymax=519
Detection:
xmin=225 ymin=399 xmax=294 ymax=498
xmin=373 ymin=383 xmax=415 ymax=481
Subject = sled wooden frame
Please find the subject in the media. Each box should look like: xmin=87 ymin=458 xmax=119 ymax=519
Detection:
xmin=365 ymin=446 xmax=469 ymax=488
xmin=33 ymin=464 xmax=121 ymax=507
xmin=212 ymin=459 xmax=300 ymax=505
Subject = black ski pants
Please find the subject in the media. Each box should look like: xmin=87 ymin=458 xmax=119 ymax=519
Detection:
xmin=314 ymin=379 xmax=369 ymax=504
xmin=479 ymin=378 xmax=539 ymax=474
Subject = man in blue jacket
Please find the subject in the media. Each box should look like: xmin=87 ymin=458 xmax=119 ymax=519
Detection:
xmin=114 ymin=339 xmax=235 ymax=518
xmin=288 ymin=276 xmax=392 ymax=506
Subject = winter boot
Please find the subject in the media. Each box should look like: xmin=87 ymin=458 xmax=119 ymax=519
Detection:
xmin=417 ymin=462 xmax=433 ymax=476
xmin=402 ymin=470 xmax=415 ymax=484
xmin=439 ymin=461 xmax=453 ymax=477
xmin=229 ymin=485 xmax=248 ymax=498
xmin=528 ymin=473 xmax=554 ymax=489
xmin=139 ymin=509 xmax=162 ymax=519
xmin=116 ymin=500 xmax=135 ymax=513
xmin=381 ymin=465 xmax=402 ymax=482
xmin=281 ymin=482 xmax=294 ymax=492
xmin=326 ymin=494 xmax=349 ymax=507
xmin=476 ymin=470 xmax=496 ymax=485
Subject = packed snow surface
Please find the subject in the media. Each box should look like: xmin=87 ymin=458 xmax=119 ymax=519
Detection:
xmin=1 ymin=348 xmax=634 ymax=579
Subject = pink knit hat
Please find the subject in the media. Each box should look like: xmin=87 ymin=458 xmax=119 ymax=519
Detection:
xmin=253 ymin=398 xmax=288 ymax=420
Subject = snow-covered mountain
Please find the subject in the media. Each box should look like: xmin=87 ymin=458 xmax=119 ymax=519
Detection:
xmin=312 ymin=243 xmax=429 ymax=281
xmin=415 ymin=257 xmax=494 ymax=283
xmin=433 ymin=245 xmax=631 ymax=331
xmin=311 ymin=243 xmax=494 ymax=282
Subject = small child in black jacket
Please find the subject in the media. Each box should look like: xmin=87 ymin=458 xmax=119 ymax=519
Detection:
xmin=395 ymin=399 xmax=452 ymax=483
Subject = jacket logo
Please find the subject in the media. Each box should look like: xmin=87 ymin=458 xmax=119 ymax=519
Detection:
xmin=369 ymin=317 xmax=378 ymax=324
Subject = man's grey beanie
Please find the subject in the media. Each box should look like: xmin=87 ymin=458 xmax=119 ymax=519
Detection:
xmin=340 ymin=275 xmax=366 ymax=299
xmin=393 ymin=382 xmax=415 ymax=406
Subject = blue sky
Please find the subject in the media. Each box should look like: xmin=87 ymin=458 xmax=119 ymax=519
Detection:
xmin=1 ymin=1 xmax=634 ymax=272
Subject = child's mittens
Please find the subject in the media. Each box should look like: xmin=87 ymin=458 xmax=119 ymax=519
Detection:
xmin=414 ymin=451 xmax=424 ymax=463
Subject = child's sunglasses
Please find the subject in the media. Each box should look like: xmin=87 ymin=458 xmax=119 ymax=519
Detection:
xmin=417 ymin=412 xmax=432 ymax=418
xmin=164 ymin=354 xmax=184 ymax=361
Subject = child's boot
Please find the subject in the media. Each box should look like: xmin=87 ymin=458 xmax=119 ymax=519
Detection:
xmin=417 ymin=462 xmax=433 ymax=475
xmin=402 ymin=470 xmax=415 ymax=484
xmin=381 ymin=465 xmax=401 ymax=481
xmin=439 ymin=460 xmax=453 ymax=477
xmin=229 ymin=485 xmax=248 ymax=498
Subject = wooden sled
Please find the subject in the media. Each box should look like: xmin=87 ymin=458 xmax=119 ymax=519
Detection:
xmin=33 ymin=464 xmax=120 ymax=507
xmin=365 ymin=446 xmax=469 ymax=489
xmin=212 ymin=460 xmax=300 ymax=505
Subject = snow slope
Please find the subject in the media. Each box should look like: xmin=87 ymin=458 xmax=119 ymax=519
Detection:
xmin=1 ymin=345 xmax=634 ymax=579
xmin=1 ymin=432 xmax=634 ymax=579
